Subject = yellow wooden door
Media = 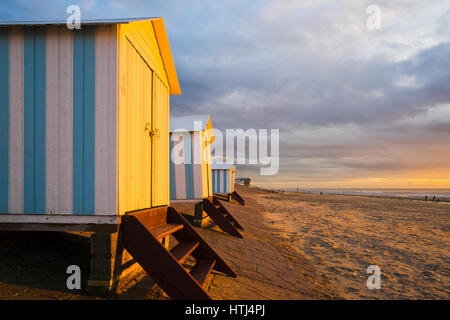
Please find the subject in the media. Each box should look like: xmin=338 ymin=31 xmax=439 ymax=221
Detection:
xmin=151 ymin=75 xmax=170 ymax=207
xmin=119 ymin=39 xmax=152 ymax=214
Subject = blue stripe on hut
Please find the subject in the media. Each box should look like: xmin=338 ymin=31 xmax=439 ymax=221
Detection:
xmin=23 ymin=27 xmax=46 ymax=214
xmin=0 ymin=18 xmax=181 ymax=226
xmin=169 ymin=115 xmax=214 ymax=200
xmin=211 ymin=163 xmax=235 ymax=194
xmin=73 ymin=27 xmax=96 ymax=215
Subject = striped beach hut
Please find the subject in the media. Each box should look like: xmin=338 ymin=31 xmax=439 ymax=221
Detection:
xmin=212 ymin=163 xmax=236 ymax=194
xmin=0 ymin=17 xmax=181 ymax=229
xmin=169 ymin=115 xmax=214 ymax=201
xmin=0 ymin=18 xmax=238 ymax=300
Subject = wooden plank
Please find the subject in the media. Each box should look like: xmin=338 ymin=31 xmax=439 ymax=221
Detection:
xmin=125 ymin=206 xmax=167 ymax=229
xmin=0 ymin=28 xmax=8 ymax=213
xmin=95 ymin=25 xmax=117 ymax=215
xmin=45 ymin=26 xmax=60 ymax=215
xmin=190 ymin=259 xmax=216 ymax=287
xmin=173 ymin=132 xmax=187 ymax=199
xmin=169 ymin=137 xmax=177 ymax=199
xmin=72 ymin=27 xmax=96 ymax=215
xmin=170 ymin=241 xmax=199 ymax=263
xmin=107 ymin=25 xmax=118 ymax=216
xmin=94 ymin=25 xmax=108 ymax=214
xmin=0 ymin=222 xmax=118 ymax=232
xmin=0 ymin=214 xmax=118 ymax=224
xmin=24 ymin=27 xmax=47 ymax=214
xmin=150 ymin=223 xmax=183 ymax=239
xmin=8 ymin=27 xmax=24 ymax=214
xmin=191 ymin=132 xmax=204 ymax=199
xmin=58 ymin=27 xmax=74 ymax=214
xmin=151 ymin=75 xmax=170 ymax=207
xmin=213 ymin=193 xmax=229 ymax=202
xmin=183 ymin=132 xmax=195 ymax=199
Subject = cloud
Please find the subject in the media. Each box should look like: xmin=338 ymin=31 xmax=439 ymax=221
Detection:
xmin=1 ymin=0 xmax=449 ymax=187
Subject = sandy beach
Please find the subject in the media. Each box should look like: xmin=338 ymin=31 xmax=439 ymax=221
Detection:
xmin=0 ymin=185 xmax=340 ymax=300
xmin=255 ymin=189 xmax=449 ymax=299
xmin=0 ymin=184 xmax=448 ymax=300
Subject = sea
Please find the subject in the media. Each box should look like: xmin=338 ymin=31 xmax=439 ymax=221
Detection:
xmin=282 ymin=188 xmax=450 ymax=200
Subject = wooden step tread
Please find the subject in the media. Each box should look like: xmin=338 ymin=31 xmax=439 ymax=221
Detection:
xmin=150 ymin=223 xmax=183 ymax=239
xmin=170 ymin=241 xmax=199 ymax=263
xmin=190 ymin=259 xmax=216 ymax=287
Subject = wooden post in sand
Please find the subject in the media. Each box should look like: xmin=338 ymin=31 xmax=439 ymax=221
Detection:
xmin=297 ymin=187 xmax=299 ymax=199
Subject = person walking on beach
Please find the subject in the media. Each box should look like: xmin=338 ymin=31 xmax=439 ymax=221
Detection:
xmin=425 ymin=195 xmax=428 ymax=202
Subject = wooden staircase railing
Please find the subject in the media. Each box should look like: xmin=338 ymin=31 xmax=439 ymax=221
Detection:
xmin=231 ymin=191 xmax=245 ymax=206
xmin=202 ymin=197 xmax=244 ymax=238
xmin=121 ymin=206 xmax=236 ymax=300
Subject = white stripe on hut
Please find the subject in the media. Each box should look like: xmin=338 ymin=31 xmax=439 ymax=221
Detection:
xmin=211 ymin=163 xmax=236 ymax=194
xmin=169 ymin=115 xmax=214 ymax=200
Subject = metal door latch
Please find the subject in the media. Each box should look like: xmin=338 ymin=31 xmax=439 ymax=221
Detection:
xmin=144 ymin=123 xmax=160 ymax=138
xmin=149 ymin=128 xmax=160 ymax=138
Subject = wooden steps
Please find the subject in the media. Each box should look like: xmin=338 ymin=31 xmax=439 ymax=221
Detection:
xmin=212 ymin=196 xmax=244 ymax=231
xmin=151 ymin=223 xmax=184 ymax=239
xmin=202 ymin=197 xmax=244 ymax=238
xmin=170 ymin=241 xmax=199 ymax=263
xmin=121 ymin=206 xmax=236 ymax=300
xmin=190 ymin=259 xmax=216 ymax=287
xmin=213 ymin=193 xmax=230 ymax=202
xmin=231 ymin=191 xmax=245 ymax=206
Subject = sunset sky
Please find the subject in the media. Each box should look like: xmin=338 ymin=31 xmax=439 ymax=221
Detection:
xmin=1 ymin=0 xmax=449 ymax=189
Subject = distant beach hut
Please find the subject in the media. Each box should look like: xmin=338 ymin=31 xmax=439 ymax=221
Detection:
xmin=212 ymin=163 xmax=246 ymax=206
xmin=237 ymin=177 xmax=252 ymax=186
xmin=169 ymin=117 xmax=244 ymax=237
xmin=0 ymin=18 xmax=235 ymax=299
xmin=212 ymin=163 xmax=236 ymax=194
xmin=169 ymin=115 xmax=214 ymax=201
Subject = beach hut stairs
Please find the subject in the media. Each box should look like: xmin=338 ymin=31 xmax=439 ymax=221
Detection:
xmin=202 ymin=197 xmax=244 ymax=238
xmin=213 ymin=193 xmax=232 ymax=202
xmin=231 ymin=191 xmax=246 ymax=206
xmin=121 ymin=206 xmax=237 ymax=300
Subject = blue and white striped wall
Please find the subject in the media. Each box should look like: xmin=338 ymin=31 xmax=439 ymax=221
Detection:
xmin=169 ymin=131 xmax=208 ymax=200
xmin=0 ymin=25 xmax=117 ymax=217
xmin=211 ymin=164 xmax=235 ymax=194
